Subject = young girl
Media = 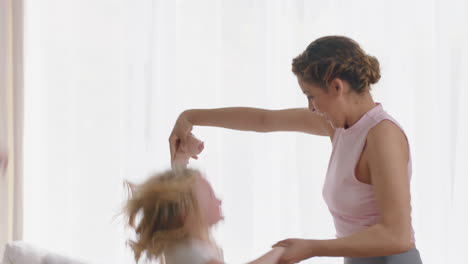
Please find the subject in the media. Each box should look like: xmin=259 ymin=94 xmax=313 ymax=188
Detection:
xmin=122 ymin=167 xmax=284 ymax=264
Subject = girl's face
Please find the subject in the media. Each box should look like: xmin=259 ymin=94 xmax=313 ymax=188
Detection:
xmin=194 ymin=174 xmax=223 ymax=226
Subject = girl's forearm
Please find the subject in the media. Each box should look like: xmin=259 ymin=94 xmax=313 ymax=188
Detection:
xmin=248 ymin=247 xmax=285 ymax=264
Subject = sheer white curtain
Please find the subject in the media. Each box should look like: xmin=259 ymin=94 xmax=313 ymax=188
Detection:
xmin=22 ymin=0 xmax=467 ymax=264
xmin=23 ymin=0 xmax=129 ymax=263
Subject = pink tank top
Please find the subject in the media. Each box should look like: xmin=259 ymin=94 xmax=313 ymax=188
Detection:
xmin=322 ymin=103 xmax=415 ymax=242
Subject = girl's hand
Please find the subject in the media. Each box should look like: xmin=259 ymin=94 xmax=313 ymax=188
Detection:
xmin=272 ymin=238 xmax=316 ymax=264
xmin=169 ymin=112 xmax=194 ymax=162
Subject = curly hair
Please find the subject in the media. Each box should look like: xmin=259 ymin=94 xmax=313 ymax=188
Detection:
xmin=122 ymin=168 xmax=206 ymax=263
xmin=292 ymin=36 xmax=381 ymax=94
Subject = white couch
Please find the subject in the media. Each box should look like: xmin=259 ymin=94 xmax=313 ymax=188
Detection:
xmin=2 ymin=241 xmax=91 ymax=264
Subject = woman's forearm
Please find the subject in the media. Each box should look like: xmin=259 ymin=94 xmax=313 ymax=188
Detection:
xmin=182 ymin=107 xmax=329 ymax=135
xmin=183 ymin=108 xmax=269 ymax=132
xmin=311 ymin=224 xmax=413 ymax=258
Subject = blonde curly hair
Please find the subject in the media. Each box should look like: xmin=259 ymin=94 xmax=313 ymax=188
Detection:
xmin=122 ymin=168 xmax=209 ymax=263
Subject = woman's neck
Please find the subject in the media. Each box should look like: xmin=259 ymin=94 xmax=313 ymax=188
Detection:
xmin=343 ymin=92 xmax=375 ymax=129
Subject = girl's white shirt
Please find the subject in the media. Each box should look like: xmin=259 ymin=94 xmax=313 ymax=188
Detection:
xmin=164 ymin=239 xmax=223 ymax=264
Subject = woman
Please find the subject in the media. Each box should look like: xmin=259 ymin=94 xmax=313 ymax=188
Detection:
xmin=168 ymin=36 xmax=422 ymax=264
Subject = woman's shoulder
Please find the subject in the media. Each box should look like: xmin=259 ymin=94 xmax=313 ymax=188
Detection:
xmin=368 ymin=119 xmax=406 ymax=143
xmin=366 ymin=119 xmax=409 ymax=162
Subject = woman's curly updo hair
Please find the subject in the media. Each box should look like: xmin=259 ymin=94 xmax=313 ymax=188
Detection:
xmin=292 ymin=36 xmax=381 ymax=94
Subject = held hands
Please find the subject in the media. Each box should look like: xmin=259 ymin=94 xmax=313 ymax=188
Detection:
xmin=172 ymin=133 xmax=204 ymax=169
xmin=272 ymin=238 xmax=316 ymax=264
xmin=169 ymin=113 xmax=194 ymax=162
xmin=169 ymin=113 xmax=205 ymax=168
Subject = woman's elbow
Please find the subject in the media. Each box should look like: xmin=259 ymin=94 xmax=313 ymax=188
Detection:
xmin=382 ymin=223 xmax=414 ymax=254
xmin=395 ymin=238 xmax=413 ymax=254
xmin=391 ymin=229 xmax=414 ymax=254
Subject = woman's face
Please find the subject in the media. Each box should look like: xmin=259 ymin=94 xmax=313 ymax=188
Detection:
xmin=298 ymin=78 xmax=342 ymax=128
xmin=194 ymin=174 xmax=223 ymax=226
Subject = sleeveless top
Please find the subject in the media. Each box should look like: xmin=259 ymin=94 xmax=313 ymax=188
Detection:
xmin=322 ymin=103 xmax=415 ymax=242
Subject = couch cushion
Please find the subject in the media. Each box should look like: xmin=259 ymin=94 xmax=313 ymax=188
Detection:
xmin=2 ymin=241 xmax=90 ymax=264
xmin=2 ymin=241 xmax=47 ymax=264
xmin=43 ymin=252 xmax=89 ymax=264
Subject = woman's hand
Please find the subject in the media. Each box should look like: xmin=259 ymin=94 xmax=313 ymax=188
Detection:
xmin=272 ymin=238 xmax=316 ymax=264
xmin=169 ymin=112 xmax=194 ymax=162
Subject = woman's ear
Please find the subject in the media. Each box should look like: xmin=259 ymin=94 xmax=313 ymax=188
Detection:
xmin=329 ymin=78 xmax=346 ymax=96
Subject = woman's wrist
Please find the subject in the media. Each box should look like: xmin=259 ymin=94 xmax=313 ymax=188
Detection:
xmin=306 ymin=238 xmax=343 ymax=258
xmin=181 ymin=109 xmax=196 ymax=124
xmin=306 ymin=239 xmax=320 ymax=258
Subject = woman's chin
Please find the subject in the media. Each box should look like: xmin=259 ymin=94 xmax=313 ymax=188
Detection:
xmin=326 ymin=118 xmax=336 ymax=128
